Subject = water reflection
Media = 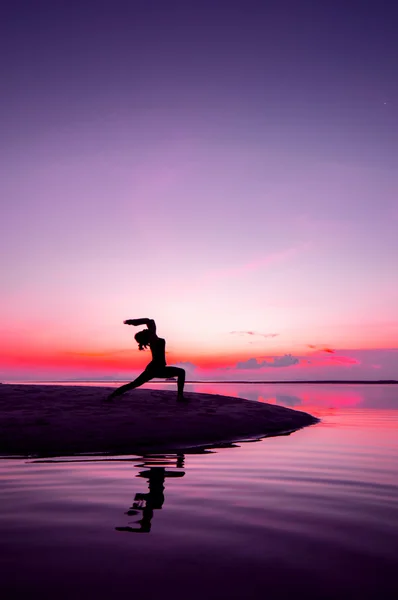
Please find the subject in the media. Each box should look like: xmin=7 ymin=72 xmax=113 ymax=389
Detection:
xmin=113 ymin=444 xmax=245 ymax=533
xmin=30 ymin=443 xmax=254 ymax=535
xmin=116 ymin=453 xmax=185 ymax=533
xmin=185 ymin=382 xmax=398 ymax=410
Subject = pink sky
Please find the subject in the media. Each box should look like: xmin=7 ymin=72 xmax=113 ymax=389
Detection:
xmin=2 ymin=222 xmax=397 ymax=380
xmin=1 ymin=169 xmax=397 ymax=380
xmin=1 ymin=3 xmax=397 ymax=381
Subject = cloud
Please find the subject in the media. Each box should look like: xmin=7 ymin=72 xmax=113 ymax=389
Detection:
xmin=174 ymin=361 xmax=197 ymax=374
xmin=174 ymin=361 xmax=197 ymax=369
xmin=268 ymin=354 xmax=300 ymax=367
xmin=327 ymin=355 xmax=359 ymax=365
xmin=236 ymin=354 xmax=299 ymax=369
xmin=182 ymin=244 xmax=310 ymax=295
xmin=308 ymin=345 xmax=335 ymax=353
xmin=231 ymin=331 xmax=279 ymax=338
xmin=200 ymin=244 xmax=310 ymax=283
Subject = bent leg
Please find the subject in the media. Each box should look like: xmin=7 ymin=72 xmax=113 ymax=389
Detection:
xmin=106 ymin=370 xmax=154 ymax=401
xmin=158 ymin=366 xmax=186 ymax=399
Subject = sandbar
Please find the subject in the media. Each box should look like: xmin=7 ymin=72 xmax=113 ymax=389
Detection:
xmin=0 ymin=384 xmax=318 ymax=457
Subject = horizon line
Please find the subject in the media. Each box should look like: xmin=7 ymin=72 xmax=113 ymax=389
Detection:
xmin=2 ymin=379 xmax=398 ymax=385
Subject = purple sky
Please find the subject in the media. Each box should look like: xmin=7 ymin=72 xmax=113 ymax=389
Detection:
xmin=1 ymin=0 xmax=397 ymax=380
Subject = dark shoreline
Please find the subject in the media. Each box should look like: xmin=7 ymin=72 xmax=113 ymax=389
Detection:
xmin=0 ymin=384 xmax=318 ymax=458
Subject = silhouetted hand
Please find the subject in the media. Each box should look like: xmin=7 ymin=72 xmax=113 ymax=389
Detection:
xmin=123 ymin=320 xmax=135 ymax=325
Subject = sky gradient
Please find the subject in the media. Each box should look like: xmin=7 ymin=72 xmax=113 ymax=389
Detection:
xmin=1 ymin=0 xmax=397 ymax=380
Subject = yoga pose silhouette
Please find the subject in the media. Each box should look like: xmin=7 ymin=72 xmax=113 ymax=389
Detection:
xmin=107 ymin=318 xmax=186 ymax=401
xmin=115 ymin=455 xmax=185 ymax=533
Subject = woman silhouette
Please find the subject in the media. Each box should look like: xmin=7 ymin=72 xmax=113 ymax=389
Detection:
xmin=107 ymin=318 xmax=186 ymax=401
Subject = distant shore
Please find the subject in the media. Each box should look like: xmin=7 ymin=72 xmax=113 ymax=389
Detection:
xmin=0 ymin=377 xmax=398 ymax=385
xmin=0 ymin=384 xmax=318 ymax=458
xmin=2 ymin=379 xmax=397 ymax=385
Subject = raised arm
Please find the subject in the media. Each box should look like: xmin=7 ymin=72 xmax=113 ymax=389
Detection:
xmin=124 ymin=318 xmax=156 ymax=333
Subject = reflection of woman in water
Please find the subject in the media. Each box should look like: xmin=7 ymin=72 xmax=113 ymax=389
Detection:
xmin=116 ymin=455 xmax=185 ymax=533
xmin=107 ymin=318 xmax=186 ymax=401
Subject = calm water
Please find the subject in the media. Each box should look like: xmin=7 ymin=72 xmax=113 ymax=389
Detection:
xmin=1 ymin=383 xmax=398 ymax=599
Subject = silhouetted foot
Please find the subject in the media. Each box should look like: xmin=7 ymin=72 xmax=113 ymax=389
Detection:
xmin=177 ymin=394 xmax=188 ymax=402
xmin=104 ymin=390 xmax=122 ymax=402
xmin=115 ymin=526 xmax=147 ymax=533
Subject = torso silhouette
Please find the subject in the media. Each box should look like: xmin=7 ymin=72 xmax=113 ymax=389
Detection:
xmin=149 ymin=337 xmax=166 ymax=367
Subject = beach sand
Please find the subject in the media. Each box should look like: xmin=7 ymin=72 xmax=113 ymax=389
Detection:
xmin=0 ymin=384 xmax=318 ymax=457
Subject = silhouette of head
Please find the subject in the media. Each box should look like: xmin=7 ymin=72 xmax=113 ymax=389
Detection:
xmin=135 ymin=329 xmax=150 ymax=350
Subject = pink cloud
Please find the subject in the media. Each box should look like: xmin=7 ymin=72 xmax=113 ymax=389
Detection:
xmin=200 ymin=243 xmax=310 ymax=282
xmin=236 ymin=354 xmax=299 ymax=369
xmin=231 ymin=331 xmax=279 ymax=338
xmin=308 ymin=344 xmax=335 ymax=353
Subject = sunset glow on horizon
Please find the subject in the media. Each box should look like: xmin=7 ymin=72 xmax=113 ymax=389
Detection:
xmin=1 ymin=2 xmax=397 ymax=381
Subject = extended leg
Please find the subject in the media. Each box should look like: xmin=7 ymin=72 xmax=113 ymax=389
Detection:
xmin=106 ymin=370 xmax=153 ymax=401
